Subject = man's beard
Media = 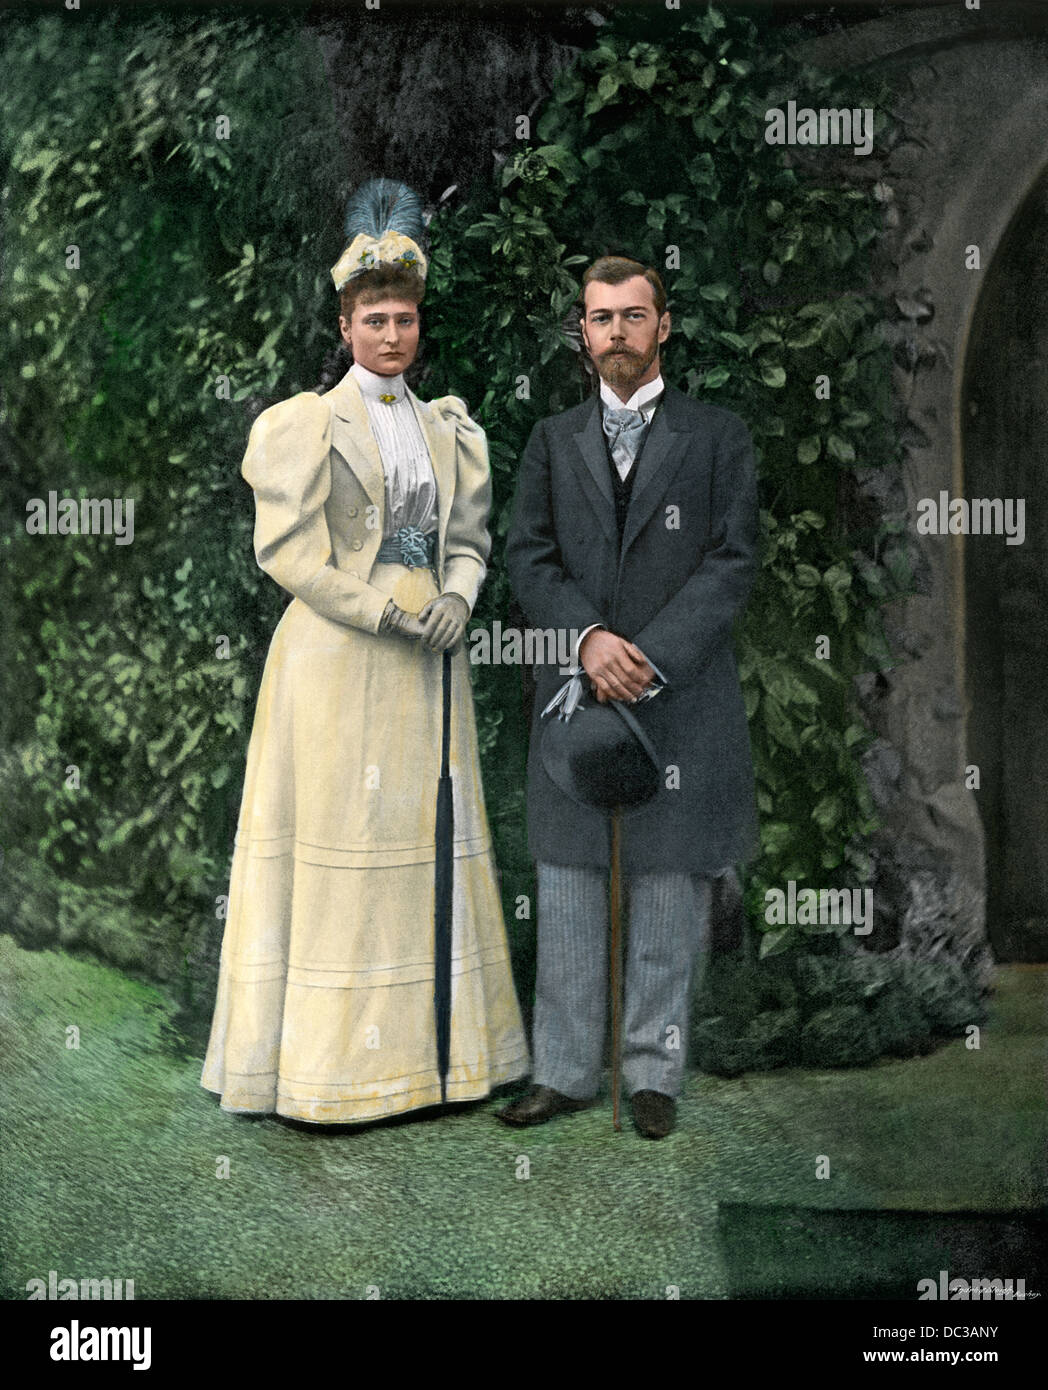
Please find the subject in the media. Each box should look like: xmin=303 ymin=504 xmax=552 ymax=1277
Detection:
xmin=596 ymin=339 xmax=659 ymax=392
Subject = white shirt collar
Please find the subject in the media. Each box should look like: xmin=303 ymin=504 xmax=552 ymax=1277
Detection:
xmin=599 ymin=373 xmax=664 ymax=416
xmin=351 ymin=360 xmax=407 ymax=403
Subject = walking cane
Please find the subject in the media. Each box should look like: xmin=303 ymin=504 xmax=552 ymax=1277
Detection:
xmin=433 ymin=649 xmax=453 ymax=1103
xmin=610 ymin=806 xmax=623 ymax=1133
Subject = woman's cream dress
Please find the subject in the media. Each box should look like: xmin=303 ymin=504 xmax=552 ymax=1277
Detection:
xmin=201 ymin=362 xmax=529 ymax=1123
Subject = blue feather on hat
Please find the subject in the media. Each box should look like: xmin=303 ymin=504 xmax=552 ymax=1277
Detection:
xmin=342 ymin=178 xmax=424 ymax=243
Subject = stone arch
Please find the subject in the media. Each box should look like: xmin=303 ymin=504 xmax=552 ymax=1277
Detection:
xmin=963 ymin=162 xmax=1048 ymax=961
xmin=799 ymin=5 xmax=1048 ymax=975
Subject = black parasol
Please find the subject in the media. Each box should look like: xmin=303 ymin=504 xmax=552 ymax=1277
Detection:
xmin=434 ymin=649 xmax=454 ymax=1102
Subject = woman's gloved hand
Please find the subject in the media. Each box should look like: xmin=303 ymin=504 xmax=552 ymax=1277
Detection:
xmin=379 ymin=600 xmax=426 ymax=640
xmin=417 ymin=592 xmax=469 ymax=653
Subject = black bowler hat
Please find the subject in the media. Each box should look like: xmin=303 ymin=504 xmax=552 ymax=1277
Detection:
xmin=540 ymin=678 xmax=661 ymax=812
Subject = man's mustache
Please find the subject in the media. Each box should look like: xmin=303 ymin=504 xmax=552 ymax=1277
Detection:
xmin=599 ymin=345 xmax=642 ymax=359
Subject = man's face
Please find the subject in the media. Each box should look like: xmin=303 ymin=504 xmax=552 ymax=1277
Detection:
xmin=580 ymin=275 xmax=670 ymax=396
xmin=339 ymin=296 xmax=421 ymax=376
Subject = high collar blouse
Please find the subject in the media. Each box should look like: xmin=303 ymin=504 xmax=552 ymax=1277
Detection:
xmin=350 ymin=360 xmax=439 ymax=538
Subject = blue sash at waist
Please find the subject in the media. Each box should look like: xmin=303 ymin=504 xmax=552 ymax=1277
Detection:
xmin=375 ymin=527 xmax=438 ymax=568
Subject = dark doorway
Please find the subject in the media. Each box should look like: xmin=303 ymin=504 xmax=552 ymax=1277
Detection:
xmin=963 ymin=166 xmax=1048 ymax=962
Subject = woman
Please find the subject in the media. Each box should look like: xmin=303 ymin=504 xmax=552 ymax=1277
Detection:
xmin=201 ymin=181 xmax=529 ymax=1124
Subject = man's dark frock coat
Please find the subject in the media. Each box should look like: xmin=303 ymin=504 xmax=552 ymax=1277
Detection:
xmin=506 ymin=383 xmax=759 ymax=875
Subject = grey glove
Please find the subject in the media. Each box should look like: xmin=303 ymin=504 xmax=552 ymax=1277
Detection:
xmin=379 ymin=600 xmax=426 ymax=640
xmin=417 ymin=592 xmax=469 ymax=653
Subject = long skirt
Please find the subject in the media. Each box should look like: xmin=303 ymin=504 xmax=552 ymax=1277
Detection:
xmin=201 ymin=561 xmax=529 ymax=1123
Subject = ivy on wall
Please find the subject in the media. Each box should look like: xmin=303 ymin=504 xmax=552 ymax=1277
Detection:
xmin=1 ymin=4 xmax=923 ymax=1036
xmin=0 ymin=12 xmax=342 ymax=974
xmin=422 ymin=4 xmax=910 ymax=956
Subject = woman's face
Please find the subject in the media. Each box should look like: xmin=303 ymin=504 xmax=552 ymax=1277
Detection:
xmin=339 ymin=296 xmax=420 ymax=375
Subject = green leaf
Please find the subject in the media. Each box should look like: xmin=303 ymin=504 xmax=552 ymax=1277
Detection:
xmin=764 ymin=695 xmax=800 ymax=752
xmin=780 ymin=671 xmax=819 ymax=706
xmin=811 ymin=794 xmax=843 ymax=832
xmin=759 ymin=928 xmax=791 ymax=959
xmin=823 ymin=563 xmax=852 ymax=593
xmin=760 ymin=363 xmax=787 ymax=389
xmin=796 ymin=436 xmax=820 ymax=465
xmin=786 ymin=323 xmax=823 ymax=349
xmin=829 ymin=587 xmax=849 ymax=627
xmin=826 ymin=433 xmax=856 ymax=463
xmin=535 ymin=144 xmax=582 ymax=178
xmin=597 ymin=72 xmax=620 ymax=104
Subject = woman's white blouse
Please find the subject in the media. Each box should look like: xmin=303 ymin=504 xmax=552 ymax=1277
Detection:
xmin=350 ymin=360 xmax=439 ymax=537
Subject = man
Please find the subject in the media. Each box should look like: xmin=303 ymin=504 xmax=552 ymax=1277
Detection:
xmin=500 ymin=255 xmax=758 ymax=1139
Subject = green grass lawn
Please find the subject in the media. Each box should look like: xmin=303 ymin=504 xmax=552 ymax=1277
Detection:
xmin=1 ymin=935 xmax=1044 ymax=1299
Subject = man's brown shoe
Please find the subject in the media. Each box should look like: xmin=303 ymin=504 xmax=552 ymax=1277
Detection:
xmin=497 ymin=1085 xmax=593 ymax=1128
xmin=630 ymin=1090 xmax=676 ymax=1139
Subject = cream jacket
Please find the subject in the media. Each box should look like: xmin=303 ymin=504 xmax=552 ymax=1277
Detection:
xmin=241 ymin=369 xmax=492 ymax=632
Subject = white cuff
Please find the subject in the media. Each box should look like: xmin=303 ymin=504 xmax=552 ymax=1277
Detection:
xmin=572 ymin=622 xmax=606 ymax=672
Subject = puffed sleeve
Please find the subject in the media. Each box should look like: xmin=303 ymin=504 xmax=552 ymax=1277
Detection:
xmin=241 ymin=392 xmax=390 ymax=633
xmin=430 ymin=395 xmax=492 ymax=615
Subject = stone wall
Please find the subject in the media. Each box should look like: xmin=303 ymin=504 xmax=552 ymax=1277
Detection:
xmin=798 ymin=1 xmax=1048 ymax=973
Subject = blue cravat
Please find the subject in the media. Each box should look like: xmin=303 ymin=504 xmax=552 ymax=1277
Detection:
xmin=602 ymin=407 xmax=650 ymax=476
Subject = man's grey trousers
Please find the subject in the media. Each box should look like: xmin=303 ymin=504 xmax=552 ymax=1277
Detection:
xmin=532 ymin=862 xmax=711 ymax=1099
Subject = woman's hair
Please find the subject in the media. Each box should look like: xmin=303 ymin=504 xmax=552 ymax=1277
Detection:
xmin=338 ymin=263 xmax=425 ymax=323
